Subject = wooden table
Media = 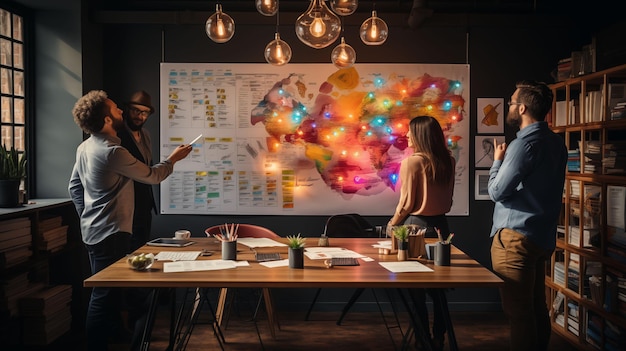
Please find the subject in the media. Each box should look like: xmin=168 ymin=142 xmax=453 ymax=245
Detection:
xmin=84 ymin=238 xmax=503 ymax=350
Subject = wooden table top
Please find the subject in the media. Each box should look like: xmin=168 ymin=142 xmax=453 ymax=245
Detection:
xmin=84 ymin=237 xmax=503 ymax=289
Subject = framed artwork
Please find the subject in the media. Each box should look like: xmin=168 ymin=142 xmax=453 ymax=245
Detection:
xmin=477 ymin=98 xmax=504 ymax=134
xmin=474 ymin=170 xmax=491 ymax=200
xmin=475 ymin=135 xmax=505 ymax=168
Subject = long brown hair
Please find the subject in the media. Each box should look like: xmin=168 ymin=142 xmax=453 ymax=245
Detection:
xmin=408 ymin=115 xmax=454 ymax=185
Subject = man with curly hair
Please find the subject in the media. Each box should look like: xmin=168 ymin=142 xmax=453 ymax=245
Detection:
xmin=68 ymin=90 xmax=192 ymax=350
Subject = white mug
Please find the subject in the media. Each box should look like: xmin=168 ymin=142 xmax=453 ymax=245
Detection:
xmin=174 ymin=230 xmax=191 ymax=240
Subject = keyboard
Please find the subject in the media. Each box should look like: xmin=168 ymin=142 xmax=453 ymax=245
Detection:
xmin=255 ymin=252 xmax=282 ymax=262
xmin=331 ymin=257 xmax=360 ymax=266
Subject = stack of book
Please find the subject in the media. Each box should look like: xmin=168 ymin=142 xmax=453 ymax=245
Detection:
xmin=582 ymin=140 xmax=602 ymax=174
xmin=567 ymin=300 xmax=580 ymax=336
xmin=0 ymin=272 xmax=44 ymax=317
xmin=0 ymin=217 xmax=32 ymax=269
xmin=556 ymin=57 xmax=572 ymax=81
xmin=19 ymin=285 xmax=72 ymax=346
xmin=610 ymin=100 xmax=626 ymax=120
xmin=37 ymin=216 xmax=68 ymax=253
xmin=603 ymin=142 xmax=626 ymax=175
xmin=554 ymin=261 xmax=566 ymax=287
xmin=568 ymin=149 xmax=581 ymax=172
xmin=568 ymin=253 xmax=580 ymax=293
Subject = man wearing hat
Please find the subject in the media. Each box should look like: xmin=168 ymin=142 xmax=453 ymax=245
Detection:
xmin=118 ymin=90 xmax=157 ymax=251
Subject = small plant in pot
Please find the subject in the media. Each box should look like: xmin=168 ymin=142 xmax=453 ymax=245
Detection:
xmin=393 ymin=225 xmax=410 ymax=261
xmin=0 ymin=144 xmax=26 ymax=208
xmin=286 ymin=233 xmax=306 ymax=269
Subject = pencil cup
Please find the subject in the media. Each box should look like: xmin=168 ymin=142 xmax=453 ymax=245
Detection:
xmin=222 ymin=241 xmax=237 ymax=260
xmin=434 ymin=242 xmax=451 ymax=266
xmin=425 ymin=243 xmax=436 ymax=261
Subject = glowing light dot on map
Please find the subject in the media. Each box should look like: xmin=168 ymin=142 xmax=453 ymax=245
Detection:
xmin=354 ymin=176 xmax=363 ymax=183
xmin=278 ymin=88 xmax=284 ymax=95
xmin=348 ymin=114 xmax=354 ymax=118
xmin=367 ymin=92 xmax=375 ymax=99
xmin=390 ymin=173 xmax=398 ymax=184
xmin=277 ymin=118 xmax=283 ymax=123
xmin=374 ymin=77 xmax=385 ymax=87
xmin=361 ymin=125 xmax=367 ymax=130
xmin=273 ymin=112 xmax=278 ymax=117
xmin=326 ymin=135 xmax=331 ymax=140
xmin=353 ymin=151 xmax=359 ymax=157
xmin=274 ymin=142 xmax=280 ymax=148
xmin=376 ymin=117 xmax=385 ymax=125
xmin=401 ymin=89 xmax=407 ymax=94
xmin=333 ymin=131 xmax=338 ymax=136
xmin=338 ymin=176 xmax=344 ymax=182
xmin=452 ymin=115 xmax=457 ymax=121
xmin=341 ymin=150 xmax=347 ymax=156
xmin=396 ymin=123 xmax=402 ymax=128
xmin=427 ymin=105 xmax=433 ymax=111
xmin=324 ymin=111 xmax=331 ymax=118
xmin=443 ymin=101 xmax=452 ymax=110
xmin=430 ymin=84 xmax=436 ymax=88
xmin=312 ymin=123 xmax=317 ymax=128
xmin=396 ymin=101 xmax=403 ymax=106
xmin=297 ymin=130 xmax=303 ymax=135
xmin=366 ymin=131 xmax=372 ymax=136
xmin=383 ymin=99 xmax=390 ymax=107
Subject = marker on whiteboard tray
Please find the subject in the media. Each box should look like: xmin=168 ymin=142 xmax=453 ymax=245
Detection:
xmin=189 ymin=134 xmax=203 ymax=145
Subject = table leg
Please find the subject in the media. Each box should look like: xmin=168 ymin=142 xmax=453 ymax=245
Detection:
xmin=398 ymin=288 xmax=433 ymax=351
xmin=139 ymin=288 xmax=159 ymax=351
xmin=433 ymin=289 xmax=458 ymax=351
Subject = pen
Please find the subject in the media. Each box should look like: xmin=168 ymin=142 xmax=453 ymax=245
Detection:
xmin=189 ymin=134 xmax=203 ymax=145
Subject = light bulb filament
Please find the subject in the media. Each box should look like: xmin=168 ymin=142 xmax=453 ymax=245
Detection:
xmin=216 ymin=17 xmax=226 ymax=37
xmin=310 ymin=15 xmax=326 ymax=37
xmin=369 ymin=22 xmax=378 ymax=40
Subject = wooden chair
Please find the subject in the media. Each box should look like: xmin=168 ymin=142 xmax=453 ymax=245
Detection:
xmin=205 ymin=224 xmax=281 ymax=338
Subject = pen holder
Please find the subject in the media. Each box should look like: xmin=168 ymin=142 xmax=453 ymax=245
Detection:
xmin=434 ymin=242 xmax=451 ymax=266
xmin=222 ymin=240 xmax=237 ymax=260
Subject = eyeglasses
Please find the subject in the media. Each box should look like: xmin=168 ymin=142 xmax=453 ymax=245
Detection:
xmin=507 ymin=100 xmax=522 ymax=107
xmin=130 ymin=107 xmax=151 ymax=117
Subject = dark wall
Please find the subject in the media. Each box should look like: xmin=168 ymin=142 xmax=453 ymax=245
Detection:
xmin=86 ymin=12 xmax=592 ymax=309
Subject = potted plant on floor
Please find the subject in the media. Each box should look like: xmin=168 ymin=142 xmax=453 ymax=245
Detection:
xmin=0 ymin=144 xmax=26 ymax=208
xmin=286 ymin=233 xmax=306 ymax=269
xmin=393 ymin=225 xmax=409 ymax=261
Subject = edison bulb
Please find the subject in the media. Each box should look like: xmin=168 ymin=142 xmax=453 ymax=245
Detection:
xmin=360 ymin=10 xmax=388 ymax=46
xmin=331 ymin=37 xmax=356 ymax=68
xmin=265 ymin=33 xmax=292 ymax=66
xmin=206 ymin=4 xmax=235 ymax=43
xmin=256 ymin=0 xmax=277 ymax=16
xmin=295 ymin=0 xmax=341 ymax=49
xmin=330 ymin=0 xmax=358 ymax=16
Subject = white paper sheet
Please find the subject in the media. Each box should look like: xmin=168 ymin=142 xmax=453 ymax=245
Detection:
xmin=163 ymin=259 xmax=236 ymax=273
xmin=259 ymin=259 xmax=289 ymax=268
xmin=236 ymin=237 xmax=288 ymax=248
xmin=155 ymin=251 xmax=202 ymax=261
xmin=304 ymin=247 xmax=366 ymax=260
xmin=379 ymin=261 xmax=433 ymax=273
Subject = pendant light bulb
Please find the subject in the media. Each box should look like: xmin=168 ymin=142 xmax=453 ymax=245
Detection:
xmin=330 ymin=0 xmax=358 ymax=16
xmin=256 ymin=0 xmax=277 ymax=16
xmin=360 ymin=10 xmax=388 ymax=46
xmin=265 ymin=32 xmax=292 ymax=66
xmin=331 ymin=37 xmax=356 ymax=68
xmin=295 ymin=0 xmax=341 ymax=49
xmin=206 ymin=4 xmax=235 ymax=43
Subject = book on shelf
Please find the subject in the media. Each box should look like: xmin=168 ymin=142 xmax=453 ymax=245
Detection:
xmin=607 ymin=185 xmax=626 ymax=232
xmin=0 ymin=246 xmax=32 ymax=269
xmin=37 ymin=216 xmax=63 ymax=234
xmin=0 ymin=217 xmax=31 ymax=233
xmin=0 ymin=234 xmax=31 ymax=252
xmin=0 ymin=226 xmax=31 ymax=244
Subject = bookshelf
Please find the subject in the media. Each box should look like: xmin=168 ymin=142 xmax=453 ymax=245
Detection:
xmin=548 ymin=64 xmax=626 ymax=351
xmin=0 ymin=199 xmax=87 ymax=347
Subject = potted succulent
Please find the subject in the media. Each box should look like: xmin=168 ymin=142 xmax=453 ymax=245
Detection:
xmin=286 ymin=233 xmax=306 ymax=269
xmin=0 ymin=144 xmax=26 ymax=208
xmin=393 ymin=225 xmax=410 ymax=261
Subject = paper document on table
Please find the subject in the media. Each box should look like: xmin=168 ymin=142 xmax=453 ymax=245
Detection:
xmin=163 ymin=260 xmax=236 ymax=273
xmin=304 ymin=247 xmax=365 ymax=260
xmin=155 ymin=251 xmax=201 ymax=261
xmin=260 ymin=259 xmax=289 ymax=268
xmin=372 ymin=240 xmax=392 ymax=249
xmin=379 ymin=261 xmax=433 ymax=273
xmin=236 ymin=237 xmax=287 ymax=248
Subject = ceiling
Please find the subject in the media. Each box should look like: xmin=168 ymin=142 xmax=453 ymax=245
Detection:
xmin=89 ymin=0 xmax=598 ymax=16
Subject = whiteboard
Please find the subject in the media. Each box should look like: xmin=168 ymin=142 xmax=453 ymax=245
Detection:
xmin=159 ymin=63 xmax=470 ymax=216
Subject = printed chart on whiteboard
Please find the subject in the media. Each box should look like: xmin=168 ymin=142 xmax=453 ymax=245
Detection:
xmin=160 ymin=63 xmax=470 ymax=216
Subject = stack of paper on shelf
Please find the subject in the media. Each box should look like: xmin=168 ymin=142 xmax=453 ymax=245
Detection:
xmin=0 ymin=217 xmax=32 ymax=269
xmin=19 ymin=285 xmax=72 ymax=346
xmin=0 ymin=271 xmax=44 ymax=317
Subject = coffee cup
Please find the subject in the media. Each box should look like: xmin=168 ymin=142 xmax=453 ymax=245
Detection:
xmin=174 ymin=230 xmax=191 ymax=240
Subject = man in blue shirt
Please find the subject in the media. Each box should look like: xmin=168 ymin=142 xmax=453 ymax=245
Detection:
xmin=488 ymin=81 xmax=567 ymax=351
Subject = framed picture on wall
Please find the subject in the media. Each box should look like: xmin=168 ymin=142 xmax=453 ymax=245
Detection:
xmin=477 ymin=98 xmax=505 ymax=134
xmin=475 ymin=135 xmax=505 ymax=168
xmin=475 ymin=170 xmax=491 ymax=200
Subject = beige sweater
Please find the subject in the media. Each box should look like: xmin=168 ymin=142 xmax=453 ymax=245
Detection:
xmin=389 ymin=153 xmax=455 ymax=226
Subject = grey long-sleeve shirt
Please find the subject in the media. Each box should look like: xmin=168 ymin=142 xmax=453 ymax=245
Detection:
xmin=68 ymin=133 xmax=173 ymax=245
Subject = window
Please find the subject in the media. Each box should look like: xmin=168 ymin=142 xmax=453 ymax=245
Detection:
xmin=0 ymin=7 xmax=25 ymax=151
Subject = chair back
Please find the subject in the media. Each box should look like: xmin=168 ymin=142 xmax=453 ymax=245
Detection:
xmin=323 ymin=213 xmax=376 ymax=238
xmin=205 ymin=223 xmax=280 ymax=239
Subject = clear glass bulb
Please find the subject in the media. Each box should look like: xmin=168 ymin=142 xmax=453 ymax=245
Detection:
xmin=330 ymin=0 xmax=358 ymax=16
xmin=256 ymin=0 xmax=277 ymax=16
xmin=295 ymin=0 xmax=341 ymax=49
xmin=331 ymin=37 xmax=356 ymax=68
xmin=206 ymin=4 xmax=235 ymax=43
xmin=360 ymin=10 xmax=388 ymax=46
xmin=265 ymin=32 xmax=292 ymax=66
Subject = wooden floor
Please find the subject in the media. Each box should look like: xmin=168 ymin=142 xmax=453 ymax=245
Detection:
xmin=139 ymin=298 xmax=580 ymax=351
